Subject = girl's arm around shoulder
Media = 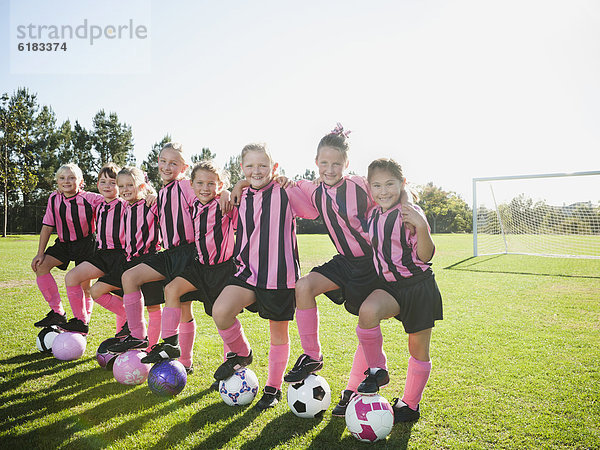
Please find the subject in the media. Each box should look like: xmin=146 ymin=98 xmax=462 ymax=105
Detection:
xmin=285 ymin=184 xmax=319 ymax=220
xmin=80 ymin=190 xmax=105 ymax=208
xmin=402 ymin=204 xmax=435 ymax=262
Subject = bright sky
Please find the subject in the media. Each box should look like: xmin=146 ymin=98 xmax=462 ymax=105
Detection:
xmin=2 ymin=0 xmax=599 ymax=206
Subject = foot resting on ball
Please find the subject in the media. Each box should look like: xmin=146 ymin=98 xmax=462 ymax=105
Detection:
xmin=59 ymin=318 xmax=89 ymax=335
xmin=284 ymin=353 xmax=323 ymax=383
xmin=213 ymin=350 xmax=253 ymax=381
xmin=357 ymin=368 xmax=389 ymax=395
xmin=107 ymin=334 xmax=148 ymax=354
xmin=34 ymin=310 xmax=67 ymax=328
xmin=141 ymin=342 xmax=181 ymax=364
xmin=256 ymin=386 xmax=281 ymax=410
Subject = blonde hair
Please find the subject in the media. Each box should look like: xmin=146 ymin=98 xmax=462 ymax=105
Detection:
xmin=159 ymin=142 xmax=188 ymax=165
xmin=191 ymin=160 xmax=230 ymax=190
xmin=56 ymin=163 xmax=84 ymax=189
xmin=241 ymin=143 xmax=274 ymax=166
xmin=117 ymin=166 xmax=156 ymax=199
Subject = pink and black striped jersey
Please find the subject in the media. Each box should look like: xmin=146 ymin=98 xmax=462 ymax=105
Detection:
xmin=368 ymin=203 xmax=432 ymax=282
xmin=42 ymin=191 xmax=104 ymax=242
xmin=297 ymin=175 xmax=375 ymax=258
xmin=192 ymin=197 xmax=237 ymax=265
xmin=234 ymin=180 xmax=319 ymax=289
xmin=124 ymin=200 xmax=161 ymax=261
xmin=157 ymin=179 xmax=196 ymax=250
xmin=95 ymin=198 xmax=127 ymax=250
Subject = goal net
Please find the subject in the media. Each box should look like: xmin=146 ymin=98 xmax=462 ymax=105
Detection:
xmin=473 ymin=171 xmax=600 ymax=259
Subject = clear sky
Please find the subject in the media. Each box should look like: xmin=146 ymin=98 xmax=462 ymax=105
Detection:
xmin=2 ymin=0 xmax=599 ymax=206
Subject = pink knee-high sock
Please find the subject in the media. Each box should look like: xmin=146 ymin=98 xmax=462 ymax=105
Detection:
xmin=402 ymin=356 xmax=432 ymax=410
xmin=346 ymin=343 xmax=369 ymax=392
xmin=178 ymin=319 xmax=196 ymax=368
xmin=95 ymin=293 xmax=126 ymax=317
xmin=266 ymin=342 xmax=290 ymax=390
xmin=356 ymin=325 xmax=387 ymax=370
xmin=123 ymin=291 xmax=146 ymax=339
xmin=36 ymin=273 xmax=64 ymax=315
xmin=217 ymin=319 xmax=251 ymax=357
xmin=296 ymin=307 xmax=321 ymax=360
xmin=147 ymin=308 xmax=162 ymax=348
xmin=85 ymin=296 xmax=94 ymax=322
xmin=161 ymin=307 xmax=181 ymax=339
xmin=116 ymin=314 xmax=126 ymax=334
xmin=66 ymin=285 xmax=87 ymax=322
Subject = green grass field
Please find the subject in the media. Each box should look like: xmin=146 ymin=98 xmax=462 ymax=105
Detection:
xmin=1 ymin=234 xmax=598 ymax=449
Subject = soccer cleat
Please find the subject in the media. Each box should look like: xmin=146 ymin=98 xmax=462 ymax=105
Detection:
xmin=357 ymin=368 xmax=390 ymax=395
xmin=107 ymin=334 xmax=149 ymax=354
xmin=58 ymin=318 xmax=89 ymax=335
xmin=331 ymin=389 xmax=355 ymax=417
xmin=213 ymin=350 xmax=253 ymax=381
xmin=283 ymin=353 xmax=324 ymax=383
xmin=256 ymin=386 xmax=281 ymax=410
xmin=140 ymin=342 xmax=181 ymax=364
xmin=34 ymin=310 xmax=67 ymax=328
xmin=184 ymin=364 xmax=194 ymax=375
xmin=391 ymin=398 xmax=420 ymax=423
xmin=115 ymin=322 xmax=130 ymax=339
xmin=210 ymin=379 xmax=220 ymax=391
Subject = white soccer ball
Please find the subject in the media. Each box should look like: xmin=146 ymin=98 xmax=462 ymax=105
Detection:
xmin=219 ymin=368 xmax=260 ymax=406
xmin=286 ymin=373 xmax=331 ymax=418
xmin=345 ymin=394 xmax=394 ymax=442
xmin=36 ymin=326 xmax=62 ymax=353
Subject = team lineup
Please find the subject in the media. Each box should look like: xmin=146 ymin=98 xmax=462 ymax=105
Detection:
xmin=30 ymin=123 xmax=443 ymax=440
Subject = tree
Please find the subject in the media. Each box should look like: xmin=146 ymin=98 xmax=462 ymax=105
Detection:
xmin=191 ymin=147 xmax=216 ymax=163
xmin=223 ymin=154 xmax=243 ymax=187
xmin=417 ymin=183 xmax=472 ymax=233
xmin=294 ymin=169 xmax=317 ymax=181
xmin=91 ymin=110 xmax=135 ymax=169
xmin=141 ymin=134 xmax=171 ymax=192
xmin=0 ymin=88 xmax=39 ymax=237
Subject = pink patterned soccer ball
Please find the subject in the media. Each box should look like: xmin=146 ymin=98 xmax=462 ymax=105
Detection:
xmin=345 ymin=394 xmax=394 ymax=442
xmin=113 ymin=350 xmax=151 ymax=385
xmin=52 ymin=332 xmax=87 ymax=361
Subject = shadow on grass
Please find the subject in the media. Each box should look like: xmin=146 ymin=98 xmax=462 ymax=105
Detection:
xmin=239 ymin=410 xmax=325 ymax=449
xmin=444 ymin=255 xmax=600 ymax=279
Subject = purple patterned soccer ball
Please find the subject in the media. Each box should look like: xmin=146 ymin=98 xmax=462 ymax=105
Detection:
xmin=113 ymin=350 xmax=151 ymax=385
xmin=345 ymin=394 xmax=394 ymax=442
xmin=147 ymin=360 xmax=187 ymax=396
xmin=219 ymin=368 xmax=260 ymax=406
xmin=52 ymin=332 xmax=87 ymax=361
xmin=96 ymin=337 xmax=120 ymax=370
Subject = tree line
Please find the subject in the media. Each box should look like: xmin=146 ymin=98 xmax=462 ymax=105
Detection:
xmin=1 ymin=87 xmax=472 ymax=236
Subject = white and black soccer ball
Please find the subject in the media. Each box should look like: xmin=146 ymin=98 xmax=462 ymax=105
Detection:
xmin=286 ymin=373 xmax=331 ymax=418
xmin=36 ymin=326 xmax=62 ymax=353
xmin=219 ymin=368 xmax=260 ymax=406
xmin=345 ymin=394 xmax=394 ymax=442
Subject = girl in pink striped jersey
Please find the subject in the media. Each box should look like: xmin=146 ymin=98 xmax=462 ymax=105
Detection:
xmin=91 ymin=166 xmax=164 ymax=349
xmin=357 ymin=158 xmax=442 ymax=423
xmin=141 ymin=160 xmax=236 ymax=376
xmin=31 ymin=163 xmax=104 ymax=329
xmin=60 ymin=163 xmax=126 ymax=335
xmin=211 ymin=143 xmax=319 ymax=409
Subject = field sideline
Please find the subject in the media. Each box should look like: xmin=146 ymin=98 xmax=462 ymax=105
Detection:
xmin=0 ymin=234 xmax=598 ymax=449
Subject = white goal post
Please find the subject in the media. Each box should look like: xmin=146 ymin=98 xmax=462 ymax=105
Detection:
xmin=472 ymin=171 xmax=600 ymax=259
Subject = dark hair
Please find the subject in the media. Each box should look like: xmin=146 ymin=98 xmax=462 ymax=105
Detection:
xmin=98 ymin=162 xmax=120 ymax=180
xmin=368 ymin=158 xmax=418 ymax=202
xmin=191 ymin=160 xmax=230 ymax=190
xmin=316 ymin=123 xmax=350 ymax=160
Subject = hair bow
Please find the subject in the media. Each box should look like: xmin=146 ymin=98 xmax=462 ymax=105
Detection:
xmin=331 ymin=122 xmax=351 ymax=138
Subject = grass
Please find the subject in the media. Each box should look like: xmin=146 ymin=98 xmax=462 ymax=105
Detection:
xmin=0 ymin=234 xmax=599 ymax=449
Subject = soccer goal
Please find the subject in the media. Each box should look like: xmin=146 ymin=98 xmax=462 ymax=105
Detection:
xmin=472 ymin=171 xmax=600 ymax=258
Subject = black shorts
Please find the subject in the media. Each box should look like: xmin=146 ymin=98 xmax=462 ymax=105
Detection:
xmin=227 ymin=276 xmax=295 ymax=322
xmin=379 ymin=271 xmax=443 ymax=334
xmin=102 ymin=253 xmax=165 ymax=306
xmin=88 ymin=249 xmax=126 ymax=285
xmin=311 ymin=254 xmax=384 ymax=316
xmin=143 ymin=243 xmax=197 ymax=284
xmin=44 ymin=235 xmax=96 ymax=271
xmin=178 ymin=259 xmax=235 ymax=316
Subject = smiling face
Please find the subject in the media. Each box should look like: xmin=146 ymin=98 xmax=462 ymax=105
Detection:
xmin=368 ymin=168 xmax=405 ymax=212
xmin=316 ymin=146 xmax=348 ymax=186
xmin=241 ymin=150 xmax=277 ymax=190
xmin=56 ymin=168 xmax=80 ymax=197
xmin=191 ymin=169 xmax=222 ymax=204
xmin=158 ymin=148 xmax=188 ymax=184
xmin=97 ymin=173 xmax=118 ymax=201
xmin=117 ymin=173 xmax=142 ymax=204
